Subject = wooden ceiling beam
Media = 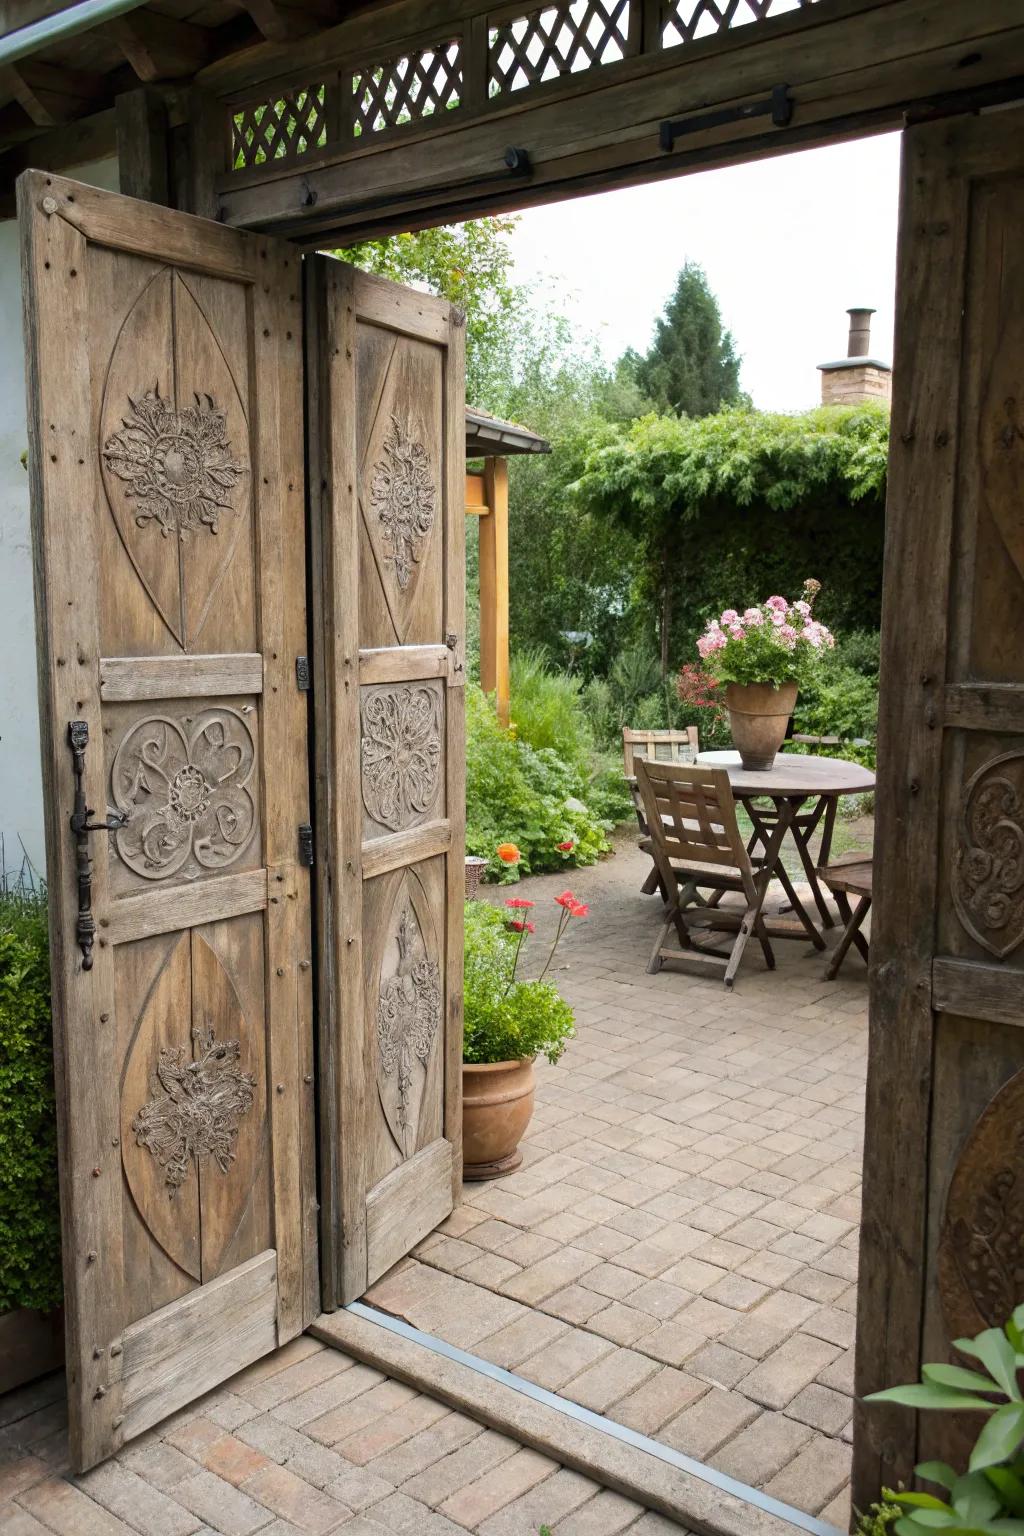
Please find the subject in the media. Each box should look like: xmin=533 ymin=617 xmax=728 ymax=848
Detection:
xmin=104 ymin=9 xmax=216 ymax=81
xmin=238 ymin=0 xmax=338 ymax=44
xmin=0 ymin=57 xmax=104 ymax=123
xmin=0 ymin=101 xmax=115 ymax=213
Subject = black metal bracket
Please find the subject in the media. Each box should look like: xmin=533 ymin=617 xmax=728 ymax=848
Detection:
xmin=68 ymin=720 xmax=127 ymax=971
xmin=296 ymin=655 xmax=311 ymax=692
xmin=298 ymin=823 xmax=315 ymax=868
xmin=659 ymin=84 xmax=792 ymax=153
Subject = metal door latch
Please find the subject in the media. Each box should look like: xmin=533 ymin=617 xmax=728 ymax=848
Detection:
xmin=660 ymin=84 xmax=792 ymax=153
xmin=68 ymin=720 xmax=128 ymax=971
xmin=298 ymin=823 xmax=315 ymax=868
xmin=296 ymin=655 xmax=311 ymax=691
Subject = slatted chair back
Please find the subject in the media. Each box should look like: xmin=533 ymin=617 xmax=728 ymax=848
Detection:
xmin=635 ymin=759 xmax=755 ymax=897
xmin=622 ymin=725 xmax=699 ymax=777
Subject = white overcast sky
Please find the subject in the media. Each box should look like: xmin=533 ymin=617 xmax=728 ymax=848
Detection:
xmin=504 ymin=131 xmax=902 ymax=412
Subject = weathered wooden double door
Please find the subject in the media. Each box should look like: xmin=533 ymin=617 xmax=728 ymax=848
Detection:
xmin=19 ymin=172 xmax=464 ymax=1471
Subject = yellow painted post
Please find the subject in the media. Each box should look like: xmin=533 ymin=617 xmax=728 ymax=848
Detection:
xmin=478 ymin=456 xmax=510 ymax=727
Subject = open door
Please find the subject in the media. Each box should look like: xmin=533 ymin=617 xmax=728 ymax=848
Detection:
xmin=19 ymin=171 xmax=317 ymax=1471
xmin=855 ymin=106 xmax=1024 ymax=1508
xmin=307 ymin=258 xmax=466 ymax=1308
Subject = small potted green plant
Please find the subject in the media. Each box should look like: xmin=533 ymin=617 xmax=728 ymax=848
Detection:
xmin=696 ymin=579 xmax=835 ymax=771
xmin=462 ymin=863 xmax=584 ymax=1179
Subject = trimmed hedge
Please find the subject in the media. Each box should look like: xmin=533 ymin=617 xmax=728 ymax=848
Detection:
xmin=0 ymin=892 xmax=62 ymax=1313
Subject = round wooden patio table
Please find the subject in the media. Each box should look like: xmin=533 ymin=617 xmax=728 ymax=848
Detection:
xmin=695 ymin=749 xmax=876 ymax=941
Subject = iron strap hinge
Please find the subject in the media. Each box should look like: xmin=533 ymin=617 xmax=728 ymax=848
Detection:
xmin=660 ymin=84 xmax=792 ymax=153
xmin=298 ymin=824 xmax=315 ymax=868
xmin=296 ymin=655 xmax=311 ymax=692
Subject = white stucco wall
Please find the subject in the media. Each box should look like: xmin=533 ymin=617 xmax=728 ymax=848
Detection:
xmin=1 ymin=155 xmax=119 ymax=882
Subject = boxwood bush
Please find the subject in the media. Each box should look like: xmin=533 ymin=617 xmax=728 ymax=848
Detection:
xmin=0 ymin=890 xmax=62 ymax=1314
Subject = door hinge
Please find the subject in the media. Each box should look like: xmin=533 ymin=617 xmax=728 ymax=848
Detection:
xmin=298 ymin=824 xmax=314 ymax=867
xmin=296 ymin=655 xmax=311 ymax=691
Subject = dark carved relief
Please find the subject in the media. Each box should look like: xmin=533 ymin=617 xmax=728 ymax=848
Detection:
xmin=102 ymin=387 xmax=247 ymax=540
xmin=377 ymin=905 xmax=441 ymax=1158
xmin=111 ymin=707 xmax=257 ymax=881
xmin=940 ymin=1069 xmax=1024 ymax=1338
xmin=370 ymin=415 xmax=436 ymax=590
xmin=132 ymin=1025 xmax=257 ymax=1196
xmin=953 ymin=752 xmax=1024 ymax=958
xmin=361 ymin=684 xmax=442 ymax=832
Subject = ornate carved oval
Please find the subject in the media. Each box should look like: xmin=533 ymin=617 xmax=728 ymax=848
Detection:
xmin=375 ymin=872 xmax=442 ymax=1160
xmin=111 ymin=706 xmax=257 ymax=883
xmin=361 ymin=683 xmax=442 ymax=833
xmin=952 ymin=751 xmax=1024 ymax=959
xmin=100 ymin=267 xmax=251 ymax=650
xmin=939 ymin=1068 xmax=1024 ymax=1340
xmin=370 ymin=415 xmax=436 ymax=592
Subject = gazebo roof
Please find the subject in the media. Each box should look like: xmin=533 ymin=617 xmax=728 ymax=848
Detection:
xmin=465 ymin=406 xmax=549 ymax=459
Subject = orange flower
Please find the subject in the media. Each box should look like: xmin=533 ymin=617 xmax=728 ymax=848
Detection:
xmin=496 ymin=842 xmax=521 ymax=865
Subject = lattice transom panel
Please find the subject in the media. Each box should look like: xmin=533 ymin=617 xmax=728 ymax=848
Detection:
xmin=231 ymin=84 xmax=327 ymax=170
xmin=489 ymin=0 xmax=630 ymax=96
xmin=661 ymin=0 xmax=817 ymax=49
xmin=352 ymin=41 xmax=463 ymax=136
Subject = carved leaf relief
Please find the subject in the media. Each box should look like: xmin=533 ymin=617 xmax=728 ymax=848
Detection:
xmin=369 ymin=415 xmax=436 ymax=592
xmin=361 ymin=684 xmax=442 ymax=832
xmin=111 ymin=706 xmax=257 ymax=882
xmin=953 ymin=752 xmax=1024 ymax=958
xmin=132 ymin=1024 xmax=257 ymax=1197
xmin=940 ymin=1069 xmax=1024 ymax=1338
xmin=375 ymin=888 xmax=441 ymax=1159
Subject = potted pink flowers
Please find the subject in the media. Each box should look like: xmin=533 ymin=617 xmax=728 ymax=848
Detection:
xmin=696 ymin=581 xmax=835 ymax=770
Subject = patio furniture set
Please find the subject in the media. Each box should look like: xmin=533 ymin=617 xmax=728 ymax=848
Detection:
xmin=623 ymin=728 xmax=875 ymax=989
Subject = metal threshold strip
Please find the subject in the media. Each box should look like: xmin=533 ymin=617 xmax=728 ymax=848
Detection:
xmin=347 ymin=1301 xmax=842 ymax=1536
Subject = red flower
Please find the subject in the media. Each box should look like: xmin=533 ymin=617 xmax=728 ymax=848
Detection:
xmin=554 ymin=890 xmax=577 ymax=909
xmin=569 ymin=901 xmax=589 ymax=919
xmin=557 ymin=840 xmax=574 ymax=852
xmin=506 ymin=919 xmax=535 ymax=934
xmin=505 ymin=898 xmax=535 ymax=910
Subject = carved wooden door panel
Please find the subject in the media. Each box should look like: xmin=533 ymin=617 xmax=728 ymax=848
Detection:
xmin=19 ymin=171 xmax=317 ymax=1471
xmin=855 ymin=107 xmax=1024 ymax=1509
xmin=307 ymin=258 xmax=465 ymax=1307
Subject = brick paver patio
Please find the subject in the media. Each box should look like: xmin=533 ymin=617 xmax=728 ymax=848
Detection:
xmin=371 ymin=838 xmax=868 ymax=1531
xmin=1 ymin=1337 xmax=692 ymax=1535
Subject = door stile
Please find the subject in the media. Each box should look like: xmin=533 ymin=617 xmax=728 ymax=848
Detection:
xmin=442 ymin=302 xmax=466 ymax=1205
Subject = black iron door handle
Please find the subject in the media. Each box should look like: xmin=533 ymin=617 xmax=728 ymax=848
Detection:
xmin=67 ymin=720 xmax=128 ymax=971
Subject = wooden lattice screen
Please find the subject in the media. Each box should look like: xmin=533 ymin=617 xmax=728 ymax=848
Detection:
xmin=225 ymin=0 xmax=821 ymax=175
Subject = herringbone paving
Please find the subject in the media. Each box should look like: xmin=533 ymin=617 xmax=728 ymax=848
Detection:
xmin=375 ymin=840 xmax=867 ymax=1531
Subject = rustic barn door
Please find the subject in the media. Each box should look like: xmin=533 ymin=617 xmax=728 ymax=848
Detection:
xmin=855 ymin=105 xmax=1024 ymax=1508
xmin=306 ymin=258 xmax=465 ymax=1308
xmin=19 ymin=171 xmax=317 ymax=1471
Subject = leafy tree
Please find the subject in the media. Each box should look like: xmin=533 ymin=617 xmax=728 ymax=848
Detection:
xmin=635 ymin=262 xmax=742 ymax=418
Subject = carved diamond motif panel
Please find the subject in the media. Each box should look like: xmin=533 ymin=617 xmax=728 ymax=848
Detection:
xmin=361 ymin=683 xmax=443 ymax=834
xmin=375 ymin=876 xmax=442 ymax=1159
xmin=370 ymin=415 xmax=437 ymax=592
xmin=953 ymin=751 xmax=1024 ymax=959
xmin=133 ymin=1024 xmax=257 ymax=1196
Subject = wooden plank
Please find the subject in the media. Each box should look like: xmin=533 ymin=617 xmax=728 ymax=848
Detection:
xmin=444 ymin=301 xmax=466 ymax=1204
xmin=358 ymin=645 xmax=450 ymax=684
xmin=106 ymin=869 xmax=268 ymax=946
xmin=114 ymin=87 xmax=170 ymax=205
xmin=464 ymin=470 xmax=487 ymax=510
xmin=361 ymin=819 xmax=451 ymax=880
xmin=478 ymin=455 xmax=509 ymax=726
xmin=852 ymin=117 xmax=970 ymax=1509
xmin=120 ymin=1252 xmax=277 ymax=1438
xmin=350 ymin=266 xmax=451 ymax=342
xmin=944 ymin=682 xmax=1024 ymax=733
xmin=932 ymin=958 xmax=1024 ymax=1029
xmin=365 ymin=1140 xmax=454 ymax=1284
xmin=100 ymin=653 xmax=264 ymax=700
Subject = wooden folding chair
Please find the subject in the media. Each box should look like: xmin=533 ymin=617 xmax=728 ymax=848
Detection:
xmin=818 ymin=856 xmax=872 ymax=979
xmin=624 ymin=727 xmax=699 ymax=898
xmin=635 ymin=758 xmax=810 ymax=989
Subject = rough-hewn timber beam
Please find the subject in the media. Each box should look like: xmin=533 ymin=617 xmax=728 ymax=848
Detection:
xmin=0 ymin=100 xmax=114 ymax=213
xmin=0 ymin=57 xmax=104 ymax=122
xmin=105 ymin=9 xmax=216 ymax=81
xmin=211 ymin=0 xmax=1024 ymax=238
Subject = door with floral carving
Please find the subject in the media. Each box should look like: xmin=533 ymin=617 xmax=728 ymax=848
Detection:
xmin=19 ymin=171 xmax=317 ymax=1472
xmin=306 ymin=258 xmax=465 ymax=1306
xmin=854 ymin=106 xmax=1024 ymax=1510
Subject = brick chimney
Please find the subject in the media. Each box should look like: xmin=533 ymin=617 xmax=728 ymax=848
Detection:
xmin=818 ymin=307 xmax=892 ymax=406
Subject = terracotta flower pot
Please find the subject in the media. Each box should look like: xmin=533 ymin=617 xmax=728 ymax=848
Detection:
xmin=462 ymin=1058 xmax=535 ymax=1180
xmin=725 ymin=680 xmax=799 ymax=771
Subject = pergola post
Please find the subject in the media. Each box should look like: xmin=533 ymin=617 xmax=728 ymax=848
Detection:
xmin=478 ymin=455 xmax=510 ymax=727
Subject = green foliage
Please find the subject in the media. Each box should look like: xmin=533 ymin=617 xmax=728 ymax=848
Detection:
xmin=864 ymin=1308 xmax=1024 ymax=1533
xmin=854 ymin=1497 xmax=903 ymax=1534
xmin=510 ymin=651 xmax=595 ymax=770
xmin=582 ymin=645 xmax=731 ymax=754
xmin=463 ymin=903 xmax=575 ymax=1065
xmin=792 ymin=629 xmax=880 ymax=766
xmin=634 ymin=262 xmax=742 ymax=417
xmin=0 ymin=890 xmax=61 ymax=1314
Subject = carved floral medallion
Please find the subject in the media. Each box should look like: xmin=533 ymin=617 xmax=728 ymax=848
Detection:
xmin=376 ymin=903 xmax=441 ymax=1158
xmin=953 ymin=752 xmax=1024 ymax=958
xmin=111 ymin=707 xmax=257 ymax=881
xmin=369 ymin=415 xmax=436 ymax=591
xmin=132 ymin=1024 xmax=257 ymax=1197
xmin=939 ymin=1068 xmax=1024 ymax=1338
xmin=102 ymin=387 xmax=247 ymax=540
xmin=361 ymin=684 xmax=442 ymax=832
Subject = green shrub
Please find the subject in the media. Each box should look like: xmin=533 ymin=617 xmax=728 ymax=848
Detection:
xmin=463 ymin=902 xmax=575 ymax=1064
xmin=792 ymin=628 xmax=880 ymax=767
xmin=509 ymin=650 xmax=594 ymax=771
xmin=0 ymin=890 xmax=61 ymax=1314
xmin=854 ymin=1498 xmax=902 ymax=1534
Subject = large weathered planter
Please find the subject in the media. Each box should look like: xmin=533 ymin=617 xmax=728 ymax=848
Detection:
xmin=0 ymin=1306 xmax=64 ymax=1395
xmin=725 ymin=680 xmax=798 ymax=771
xmin=462 ymin=1058 xmax=535 ymax=1180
